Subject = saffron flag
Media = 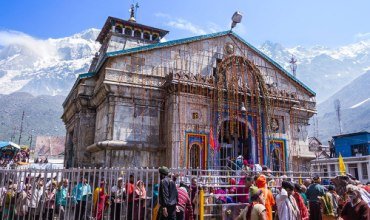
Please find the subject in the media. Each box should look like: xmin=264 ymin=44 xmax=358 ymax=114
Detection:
xmin=209 ymin=127 xmax=216 ymax=150
xmin=338 ymin=153 xmax=346 ymax=176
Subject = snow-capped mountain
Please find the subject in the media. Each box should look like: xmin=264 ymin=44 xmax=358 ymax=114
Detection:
xmin=1 ymin=28 xmax=369 ymax=144
xmin=310 ymin=70 xmax=370 ymax=141
xmin=0 ymin=29 xmax=100 ymax=96
xmin=1 ymin=28 xmax=369 ymax=101
xmin=259 ymin=38 xmax=370 ymax=102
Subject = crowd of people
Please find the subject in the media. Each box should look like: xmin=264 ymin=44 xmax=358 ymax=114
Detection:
xmin=152 ymin=166 xmax=370 ymax=220
xmin=234 ymin=168 xmax=370 ymax=220
xmin=0 ymin=148 xmax=30 ymax=167
xmin=0 ymin=165 xmax=369 ymax=220
xmin=0 ymin=174 xmax=149 ymax=220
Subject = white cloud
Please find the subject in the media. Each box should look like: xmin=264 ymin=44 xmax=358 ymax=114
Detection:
xmin=167 ymin=18 xmax=207 ymax=35
xmin=207 ymin=22 xmax=222 ymax=33
xmin=0 ymin=30 xmax=58 ymax=60
xmin=155 ymin=13 xmax=222 ymax=35
xmin=355 ymin=32 xmax=370 ymax=41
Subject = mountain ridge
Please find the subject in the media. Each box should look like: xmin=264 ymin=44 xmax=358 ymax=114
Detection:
xmin=259 ymin=37 xmax=370 ymax=102
xmin=310 ymin=71 xmax=370 ymax=141
xmin=0 ymin=28 xmax=100 ymax=96
xmin=0 ymin=28 xmax=369 ymax=144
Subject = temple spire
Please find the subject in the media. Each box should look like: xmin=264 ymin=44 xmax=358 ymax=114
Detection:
xmin=128 ymin=2 xmax=139 ymax=22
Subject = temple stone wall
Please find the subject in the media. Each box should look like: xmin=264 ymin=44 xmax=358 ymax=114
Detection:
xmin=163 ymin=94 xmax=177 ymax=168
xmin=91 ymin=150 xmax=162 ymax=168
xmin=65 ymin=108 xmax=96 ymax=167
xmin=164 ymin=93 xmax=211 ymax=168
xmin=113 ymin=101 xmax=160 ymax=145
xmin=73 ymin=109 xmax=96 ymax=167
xmin=95 ymin=100 xmax=109 ymax=142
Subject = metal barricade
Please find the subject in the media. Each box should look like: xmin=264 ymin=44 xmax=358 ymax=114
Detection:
xmin=0 ymin=167 xmax=336 ymax=220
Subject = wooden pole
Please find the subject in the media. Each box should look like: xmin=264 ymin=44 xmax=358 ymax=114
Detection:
xmin=18 ymin=110 xmax=25 ymax=145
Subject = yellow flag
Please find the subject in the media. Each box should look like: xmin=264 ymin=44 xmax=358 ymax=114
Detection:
xmin=338 ymin=153 xmax=346 ymax=175
xmin=299 ymin=174 xmax=303 ymax=185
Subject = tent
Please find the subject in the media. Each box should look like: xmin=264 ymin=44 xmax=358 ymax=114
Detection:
xmin=0 ymin=141 xmax=21 ymax=160
xmin=0 ymin=141 xmax=21 ymax=150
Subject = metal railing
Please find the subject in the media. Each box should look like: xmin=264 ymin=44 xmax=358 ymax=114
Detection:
xmin=0 ymin=167 xmax=337 ymax=220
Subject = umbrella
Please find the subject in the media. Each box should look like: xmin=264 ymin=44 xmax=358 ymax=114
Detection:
xmin=0 ymin=141 xmax=21 ymax=150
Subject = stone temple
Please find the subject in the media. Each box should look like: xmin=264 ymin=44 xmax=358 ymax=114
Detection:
xmin=62 ymin=13 xmax=317 ymax=171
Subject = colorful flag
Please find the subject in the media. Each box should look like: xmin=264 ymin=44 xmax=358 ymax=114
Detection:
xmin=338 ymin=153 xmax=346 ymax=176
xmin=209 ymin=127 xmax=216 ymax=150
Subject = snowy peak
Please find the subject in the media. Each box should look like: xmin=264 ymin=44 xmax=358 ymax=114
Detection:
xmin=258 ymin=38 xmax=370 ymax=102
xmin=0 ymin=29 xmax=100 ymax=96
xmin=312 ymin=70 xmax=370 ymax=141
xmin=69 ymin=28 xmax=100 ymax=41
xmin=0 ymin=28 xmax=369 ymax=101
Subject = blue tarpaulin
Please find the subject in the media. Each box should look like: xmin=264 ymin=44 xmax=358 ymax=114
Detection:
xmin=0 ymin=141 xmax=21 ymax=150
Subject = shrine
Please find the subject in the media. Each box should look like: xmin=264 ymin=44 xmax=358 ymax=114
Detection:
xmin=62 ymin=10 xmax=316 ymax=171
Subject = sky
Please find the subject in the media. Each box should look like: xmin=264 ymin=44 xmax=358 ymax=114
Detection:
xmin=0 ymin=0 xmax=370 ymax=47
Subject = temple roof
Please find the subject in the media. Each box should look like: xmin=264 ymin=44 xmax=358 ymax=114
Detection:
xmin=67 ymin=30 xmax=316 ymax=107
xmin=104 ymin=30 xmax=316 ymax=96
xmin=96 ymin=16 xmax=169 ymax=44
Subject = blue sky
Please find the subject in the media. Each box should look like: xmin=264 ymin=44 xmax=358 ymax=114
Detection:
xmin=1 ymin=0 xmax=369 ymax=47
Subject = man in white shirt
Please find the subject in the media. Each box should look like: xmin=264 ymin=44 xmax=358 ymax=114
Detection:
xmin=27 ymin=180 xmax=44 ymax=219
xmin=110 ymin=177 xmax=126 ymax=219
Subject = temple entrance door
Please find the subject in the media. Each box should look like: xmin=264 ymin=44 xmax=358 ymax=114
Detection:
xmin=219 ymin=120 xmax=252 ymax=168
xmin=270 ymin=140 xmax=286 ymax=172
xmin=189 ymin=144 xmax=201 ymax=169
xmin=272 ymin=148 xmax=281 ymax=172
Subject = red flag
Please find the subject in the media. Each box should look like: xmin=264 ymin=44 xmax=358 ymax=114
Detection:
xmin=209 ymin=127 xmax=216 ymax=150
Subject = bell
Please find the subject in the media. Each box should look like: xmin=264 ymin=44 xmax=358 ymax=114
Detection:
xmin=240 ymin=102 xmax=247 ymax=113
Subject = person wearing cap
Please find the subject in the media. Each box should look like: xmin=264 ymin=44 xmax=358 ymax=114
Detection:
xmin=255 ymin=175 xmax=275 ymax=220
xmin=340 ymin=184 xmax=369 ymax=220
xmin=72 ymin=177 xmax=92 ymax=220
xmin=276 ymin=181 xmax=300 ymax=220
xmin=306 ymin=175 xmax=325 ymax=220
xmin=110 ymin=177 xmax=126 ymax=219
xmin=236 ymin=185 xmax=267 ymax=220
xmin=158 ymin=166 xmax=178 ymax=220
